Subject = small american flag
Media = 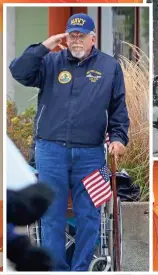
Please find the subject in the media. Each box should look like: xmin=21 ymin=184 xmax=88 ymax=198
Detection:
xmin=82 ymin=164 xmax=112 ymax=208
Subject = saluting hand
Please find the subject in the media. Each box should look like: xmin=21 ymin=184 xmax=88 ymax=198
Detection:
xmin=42 ymin=33 xmax=69 ymax=51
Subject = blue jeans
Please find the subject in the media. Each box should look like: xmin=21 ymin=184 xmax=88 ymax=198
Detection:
xmin=35 ymin=140 xmax=105 ymax=271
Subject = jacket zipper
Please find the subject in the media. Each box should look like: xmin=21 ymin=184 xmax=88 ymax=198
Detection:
xmin=36 ymin=105 xmax=45 ymax=136
xmin=78 ymin=54 xmax=93 ymax=66
xmin=104 ymin=110 xmax=109 ymax=153
xmin=105 ymin=110 xmax=108 ymax=134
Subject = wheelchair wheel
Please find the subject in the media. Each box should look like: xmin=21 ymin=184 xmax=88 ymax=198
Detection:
xmin=88 ymin=256 xmax=111 ymax=271
xmin=113 ymin=197 xmax=123 ymax=271
xmin=27 ymin=220 xmax=41 ymax=246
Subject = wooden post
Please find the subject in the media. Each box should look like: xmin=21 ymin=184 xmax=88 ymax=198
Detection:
xmin=48 ymin=7 xmax=71 ymax=51
xmin=153 ymin=162 xmax=158 ymax=271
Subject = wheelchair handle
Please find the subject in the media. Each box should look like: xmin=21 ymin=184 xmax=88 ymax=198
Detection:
xmin=111 ymin=155 xmax=121 ymax=271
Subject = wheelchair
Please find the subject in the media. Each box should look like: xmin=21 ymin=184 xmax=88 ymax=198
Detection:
xmin=65 ymin=192 xmax=122 ymax=271
xmin=27 ymin=147 xmax=123 ymax=271
xmin=27 ymin=191 xmax=122 ymax=272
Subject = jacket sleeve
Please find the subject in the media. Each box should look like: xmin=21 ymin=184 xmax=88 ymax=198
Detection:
xmin=107 ymin=62 xmax=130 ymax=146
xmin=9 ymin=43 xmax=50 ymax=88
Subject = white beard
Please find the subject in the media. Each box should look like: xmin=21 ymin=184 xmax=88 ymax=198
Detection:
xmin=71 ymin=49 xmax=86 ymax=59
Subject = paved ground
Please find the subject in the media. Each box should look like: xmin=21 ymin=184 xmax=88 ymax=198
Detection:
xmin=154 ymin=127 xmax=158 ymax=156
xmin=121 ymin=202 xmax=149 ymax=271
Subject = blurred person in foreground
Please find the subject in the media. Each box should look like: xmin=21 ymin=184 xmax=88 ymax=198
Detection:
xmin=7 ymin=136 xmax=54 ymax=271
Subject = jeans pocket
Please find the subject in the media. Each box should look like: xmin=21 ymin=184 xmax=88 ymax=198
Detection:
xmin=36 ymin=138 xmax=48 ymax=150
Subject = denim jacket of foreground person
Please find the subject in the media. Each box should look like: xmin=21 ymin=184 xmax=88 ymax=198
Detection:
xmin=9 ymin=45 xmax=129 ymax=148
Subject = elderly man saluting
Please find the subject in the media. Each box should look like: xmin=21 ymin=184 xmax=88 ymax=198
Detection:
xmin=9 ymin=13 xmax=129 ymax=271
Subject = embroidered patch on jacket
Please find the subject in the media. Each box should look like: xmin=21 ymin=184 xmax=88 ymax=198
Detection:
xmin=58 ymin=71 xmax=72 ymax=84
xmin=86 ymin=70 xmax=102 ymax=83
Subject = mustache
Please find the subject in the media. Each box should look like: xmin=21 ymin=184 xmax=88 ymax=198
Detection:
xmin=72 ymin=45 xmax=83 ymax=47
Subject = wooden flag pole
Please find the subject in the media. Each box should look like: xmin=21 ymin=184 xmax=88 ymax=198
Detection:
xmin=111 ymin=155 xmax=121 ymax=271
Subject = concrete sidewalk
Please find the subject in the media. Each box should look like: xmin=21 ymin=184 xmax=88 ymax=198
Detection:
xmin=122 ymin=202 xmax=149 ymax=271
xmin=153 ymin=127 xmax=158 ymax=155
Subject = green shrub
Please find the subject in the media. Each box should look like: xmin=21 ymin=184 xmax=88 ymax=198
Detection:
xmin=7 ymin=100 xmax=36 ymax=161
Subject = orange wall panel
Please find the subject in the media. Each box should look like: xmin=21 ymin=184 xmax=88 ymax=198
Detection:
xmin=153 ymin=162 xmax=158 ymax=271
xmin=0 ymin=201 xmax=2 ymax=251
xmin=0 ymin=6 xmax=2 ymax=32
xmin=154 ymin=211 xmax=158 ymax=271
xmin=71 ymin=7 xmax=87 ymax=14
xmin=153 ymin=162 xmax=158 ymax=204
xmin=48 ymin=7 xmax=71 ymax=36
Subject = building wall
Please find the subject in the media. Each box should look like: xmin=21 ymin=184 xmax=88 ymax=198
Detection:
xmin=87 ymin=7 xmax=98 ymax=49
xmin=101 ymin=7 xmax=113 ymax=56
xmin=86 ymin=7 xmax=113 ymax=55
xmin=7 ymin=7 xmax=16 ymax=101
xmin=139 ymin=7 xmax=149 ymax=56
xmin=7 ymin=7 xmax=48 ymax=113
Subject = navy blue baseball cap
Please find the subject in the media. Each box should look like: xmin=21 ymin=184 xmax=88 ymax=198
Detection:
xmin=66 ymin=13 xmax=96 ymax=34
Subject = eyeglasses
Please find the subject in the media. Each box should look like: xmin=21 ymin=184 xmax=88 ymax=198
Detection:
xmin=67 ymin=33 xmax=88 ymax=41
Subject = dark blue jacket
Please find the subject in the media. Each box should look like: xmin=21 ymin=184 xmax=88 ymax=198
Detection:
xmin=9 ymin=44 xmax=129 ymax=147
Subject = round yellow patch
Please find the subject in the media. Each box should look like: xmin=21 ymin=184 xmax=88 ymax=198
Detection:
xmin=58 ymin=71 xmax=72 ymax=84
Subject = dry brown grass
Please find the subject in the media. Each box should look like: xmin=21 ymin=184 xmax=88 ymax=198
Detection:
xmin=118 ymin=42 xmax=149 ymax=201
